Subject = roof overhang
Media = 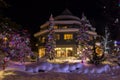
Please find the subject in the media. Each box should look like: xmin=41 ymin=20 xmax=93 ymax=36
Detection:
xmin=34 ymin=28 xmax=79 ymax=37
xmin=40 ymin=21 xmax=81 ymax=28
xmin=34 ymin=28 xmax=97 ymax=37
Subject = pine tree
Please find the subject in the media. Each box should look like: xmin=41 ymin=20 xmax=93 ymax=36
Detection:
xmin=76 ymin=13 xmax=106 ymax=64
xmin=45 ymin=14 xmax=56 ymax=60
xmin=76 ymin=13 xmax=93 ymax=62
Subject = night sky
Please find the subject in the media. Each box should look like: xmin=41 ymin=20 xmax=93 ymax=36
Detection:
xmin=3 ymin=0 xmax=118 ymax=36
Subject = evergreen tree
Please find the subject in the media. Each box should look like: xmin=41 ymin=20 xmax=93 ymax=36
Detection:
xmin=76 ymin=13 xmax=94 ymax=62
xmin=45 ymin=14 xmax=56 ymax=60
xmin=76 ymin=13 xmax=105 ymax=64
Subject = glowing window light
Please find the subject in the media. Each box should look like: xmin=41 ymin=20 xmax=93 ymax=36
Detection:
xmin=64 ymin=34 xmax=73 ymax=40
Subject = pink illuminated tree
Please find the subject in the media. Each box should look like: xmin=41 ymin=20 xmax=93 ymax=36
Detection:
xmin=0 ymin=19 xmax=33 ymax=63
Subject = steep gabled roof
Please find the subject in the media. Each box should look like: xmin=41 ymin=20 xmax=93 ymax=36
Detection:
xmin=54 ymin=9 xmax=80 ymax=21
xmin=61 ymin=8 xmax=73 ymax=15
xmin=40 ymin=9 xmax=81 ymax=28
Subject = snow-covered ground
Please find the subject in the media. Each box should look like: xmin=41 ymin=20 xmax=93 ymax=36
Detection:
xmin=25 ymin=61 xmax=120 ymax=74
xmin=0 ymin=60 xmax=120 ymax=80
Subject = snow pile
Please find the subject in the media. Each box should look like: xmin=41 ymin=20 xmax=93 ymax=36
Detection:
xmin=7 ymin=61 xmax=26 ymax=71
xmin=25 ymin=62 xmax=53 ymax=73
xmin=112 ymin=65 xmax=120 ymax=70
xmin=69 ymin=64 xmax=77 ymax=71
xmin=25 ymin=62 xmax=120 ymax=74
xmin=52 ymin=63 xmax=69 ymax=73
xmin=38 ymin=62 xmax=53 ymax=71
xmin=26 ymin=67 xmax=34 ymax=73
xmin=96 ymin=65 xmax=111 ymax=73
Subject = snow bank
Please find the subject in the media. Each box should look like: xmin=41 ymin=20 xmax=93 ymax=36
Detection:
xmin=25 ymin=62 xmax=119 ymax=74
xmin=112 ymin=65 xmax=120 ymax=70
xmin=69 ymin=64 xmax=77 ymax=71
xmin=8 ymin=62 xmax=26 ymax=71
xmin=75 ymin=63 xmax=83 ymax=69
xmin=26 ymin=67 xmax=34 ymax=73
xmin=96 ymin=65 xmax=111 ymax=73
xmin=33 ymin=67 xmax=39 ymax=73
xmin=84 ymin=68 xmax=89 ymax=74
xmin=90 ymin=68 xmax=96 ymax=73
xmin=38 ymin=62 xmax=53 ymax=71
xmin=52 ymin=63 xmax=69 ymax=73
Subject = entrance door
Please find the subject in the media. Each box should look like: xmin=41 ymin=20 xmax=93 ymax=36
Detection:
xmin=55 ymin=47 xmax=73 ymax=58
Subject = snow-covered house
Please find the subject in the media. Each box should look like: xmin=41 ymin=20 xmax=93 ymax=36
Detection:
xmin=34 ymin=9 xmax=97 ymax=58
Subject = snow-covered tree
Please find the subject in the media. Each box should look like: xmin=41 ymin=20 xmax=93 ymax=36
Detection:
xmin=76 ymin=13 xmax=93 ymax=61
xmin=76 ymin=13 xmax=106 ymax=65
xmin=0 ymin=19 xmax=33 ymax=62
xmin=45 ymin=14 xmax=56 ymax=60
xmin=102 ymin=26 xmax=112 ymax=54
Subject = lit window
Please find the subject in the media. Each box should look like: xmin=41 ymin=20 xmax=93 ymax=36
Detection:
xmin=64 ymin=34 xmax=73 ymax=40
xmin=54 ymin=26 xmax=58 ymax=29
xmin=39 ymin=48 xmax=45 ymax=58
xmin=55 ymin=34 xmax=60 ymax=40
xmin=41 ymin=37 xmax=45 ymax=43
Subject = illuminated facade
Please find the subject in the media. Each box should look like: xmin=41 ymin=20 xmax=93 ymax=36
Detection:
xmin=34 ymin=9 xmax=97 ymax=58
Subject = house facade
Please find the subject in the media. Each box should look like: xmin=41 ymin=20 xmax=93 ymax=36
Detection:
xmin=34 ymin=9 xmax=97 ymax=58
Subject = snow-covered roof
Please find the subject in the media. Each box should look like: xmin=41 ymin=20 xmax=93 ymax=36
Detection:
xmin=54 ymin=9 xmax=80 ymax=21
xmin=40 ymin=9 xmax=81 ymax=28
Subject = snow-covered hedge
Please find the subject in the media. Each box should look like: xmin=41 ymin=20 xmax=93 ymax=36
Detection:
xmin=25 ymin=62 xmax=120 ymax=74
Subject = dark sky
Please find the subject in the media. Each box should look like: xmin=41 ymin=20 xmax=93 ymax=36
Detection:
xmin=4 ymin=0 xmax=109 ymax=35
